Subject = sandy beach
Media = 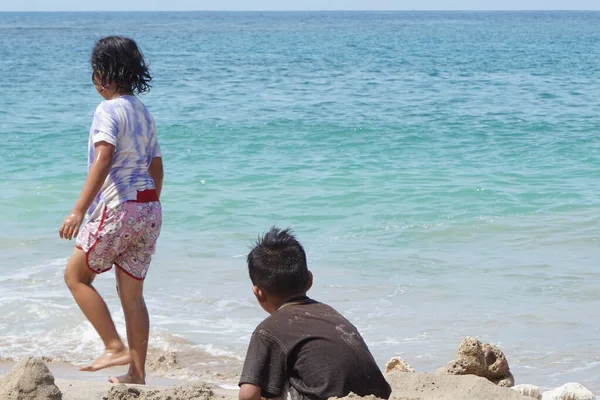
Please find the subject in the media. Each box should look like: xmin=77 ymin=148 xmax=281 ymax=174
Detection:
xmin=3 ymin=362 xmax=596 ymax=400
xmin=0 ymin=360 xmax=238 ymax=400
xmin=53 ymin=378 xmax=238 ymax=400
xmin=1 ymin=346 xmax=598 ymax=400
xmin=0 ymin=360 xmax=525 ymax=400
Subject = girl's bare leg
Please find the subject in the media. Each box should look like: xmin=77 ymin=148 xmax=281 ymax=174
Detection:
xmin=108 ymin=266 xmax=149 ymax=384
xmin=64 ymin=248 xmax=131 ymax=372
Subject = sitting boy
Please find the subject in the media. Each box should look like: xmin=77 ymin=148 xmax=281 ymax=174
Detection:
xmin=239 ymin=227 xmax=392 ymax=400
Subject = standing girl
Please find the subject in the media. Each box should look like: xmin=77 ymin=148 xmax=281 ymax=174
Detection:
xmin=59 ymin=36 xmax=163 ymax=385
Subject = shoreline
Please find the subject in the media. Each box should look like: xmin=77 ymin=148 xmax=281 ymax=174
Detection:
xmin=0 ymin=343 xmax=246 ymax=387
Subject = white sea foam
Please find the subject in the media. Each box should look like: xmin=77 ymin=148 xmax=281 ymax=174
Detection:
xmin=0 ymin=258 xmax=66 ymax=283
xmin=194 ymin=344 xmax=243 ymax=360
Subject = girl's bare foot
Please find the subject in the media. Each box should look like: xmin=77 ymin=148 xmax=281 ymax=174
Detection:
xmin=79 ymin=349 xmax=131 ymax=372
xmin=108 ymin=373 xmax=146 ymax=385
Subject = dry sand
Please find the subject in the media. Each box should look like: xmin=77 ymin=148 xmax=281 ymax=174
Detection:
xmin=0 ymin=359 xmax=237 ymax=400
xmin=0 ymin=359 xmax=529 ymax=400
xmin=0 ymin=358 xmax=61 ymax=400
xmin=54 ymin=379 xmax=237 ymax=400
xmin=384 ymin=371 xmax=530 ymax=400
xmin=331 ymin=372 xmax=536 ymax=400
xmin=1 ymin=358 xmax=598 ymax=400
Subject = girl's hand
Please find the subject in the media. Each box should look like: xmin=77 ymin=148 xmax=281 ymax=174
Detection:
xmin=59 ymin=210 xmax=85 ymax=240
xmin=59 ymin=141 xmax=114 ymax=241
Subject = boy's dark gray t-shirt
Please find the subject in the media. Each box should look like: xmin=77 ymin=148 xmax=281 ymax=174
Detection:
xmin=239 ymin=298 xmax=392 ymax=400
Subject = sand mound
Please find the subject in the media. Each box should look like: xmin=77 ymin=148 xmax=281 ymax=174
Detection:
xmin=329 ymin=371 xmax=529 ymax=400
xmin=385 ymin=371 xmax=528 ymax=400
xmin=103 ymin=386 xmax=144 ymax=400
xmin=0 ymin=357 xmax=62 ymax=400
xmin=104 ymin=383 xmax=215 ymax=400
xmin=385 ymin=357 xmax=416 ymax=374
xmin=436 ymin=337 xmax=514 ymax=387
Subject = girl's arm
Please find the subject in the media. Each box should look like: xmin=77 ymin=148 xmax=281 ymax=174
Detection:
xmin=59 ymin=141 xmax=115 ymax=240
xmin=148 ymin=156 xmax=163 ymax=200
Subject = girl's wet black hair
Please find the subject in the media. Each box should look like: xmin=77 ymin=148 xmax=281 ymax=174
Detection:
xmin=91 ymin=36 xmax=152 ymax=95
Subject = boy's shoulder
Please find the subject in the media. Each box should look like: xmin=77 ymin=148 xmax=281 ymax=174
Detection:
xmin=254 ymin=299 xmax=351 ymax=338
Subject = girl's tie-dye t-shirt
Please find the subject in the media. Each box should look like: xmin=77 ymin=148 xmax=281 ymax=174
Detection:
xmin=87 ymin=95 xmax=161 ymax=218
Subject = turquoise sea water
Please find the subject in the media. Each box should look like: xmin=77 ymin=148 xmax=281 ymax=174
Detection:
xmin=1 ymin=11 xmax=599 ymax=391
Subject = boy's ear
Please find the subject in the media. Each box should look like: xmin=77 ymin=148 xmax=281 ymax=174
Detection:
xmin=252 ymin=286 xmax=267 ymax=304
xmin=306 ymin=270 xmax=313 ymax=291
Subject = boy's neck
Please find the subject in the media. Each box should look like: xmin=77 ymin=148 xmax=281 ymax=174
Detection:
xmin=272 ymin=293 xmax=309 ymax=312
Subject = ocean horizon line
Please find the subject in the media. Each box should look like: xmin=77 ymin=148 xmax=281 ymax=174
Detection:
xmin=2 ymin=9 xmax=600 ymax=13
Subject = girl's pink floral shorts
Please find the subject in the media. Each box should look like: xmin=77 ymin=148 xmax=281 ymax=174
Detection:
xmin=76 ymin=201 xmax=162 ymax=280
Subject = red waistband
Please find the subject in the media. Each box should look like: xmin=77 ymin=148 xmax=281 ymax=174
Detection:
xmin=135 ymin=189 xmax=159 ymax=203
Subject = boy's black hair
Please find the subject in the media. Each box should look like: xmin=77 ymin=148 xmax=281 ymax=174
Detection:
xmin=247 ymin=227 xmax=309 ymax=297
xmin=91 ymin=36 xmax=152 ymax=95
